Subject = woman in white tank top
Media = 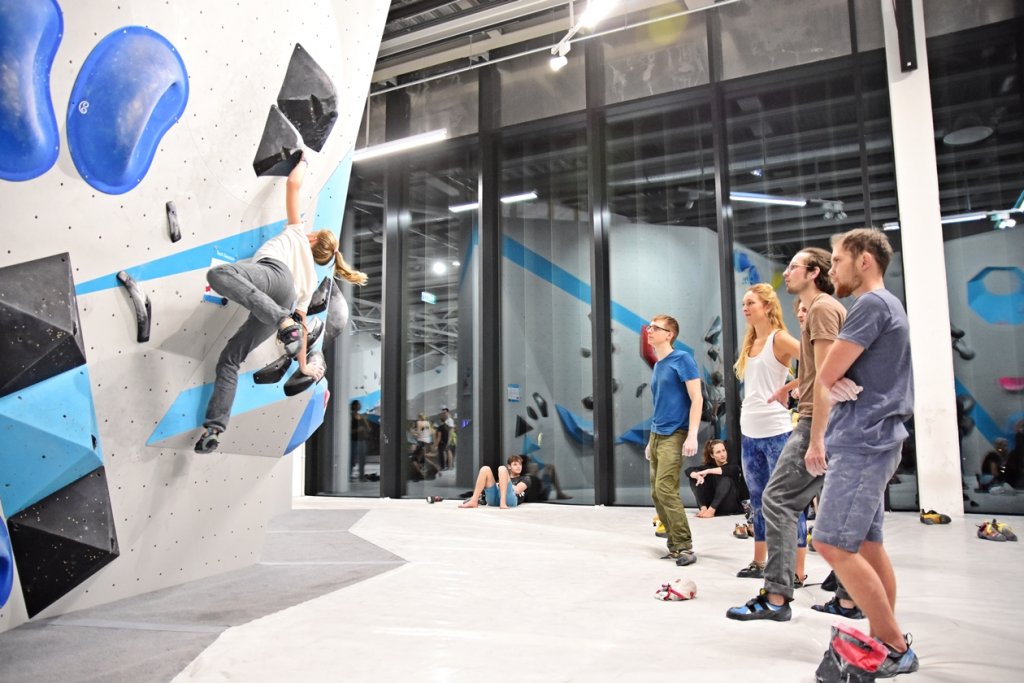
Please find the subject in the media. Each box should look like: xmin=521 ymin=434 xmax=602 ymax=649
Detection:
xmin=733 ymin=284 xmax=801 ymax=580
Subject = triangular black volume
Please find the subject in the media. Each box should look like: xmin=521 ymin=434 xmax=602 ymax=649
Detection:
xmin=306 ymin=276 xmax=333 ymax=315
xmin=514 ymin=415 xmax=533 ymax=438
xmin=276 ymin=44 xmax=339 ymax=152
xmin=0 ymin=252 xmax=87 ymax=399
xmin=7 ymin=468 xmax=119 ymax=618
xmin=526 ymin=406 xmax=538 ymax=420
xmin=254 ymin=354 xmax=292 ymax=384
xmin=253 ymin=105 xmax=303 ymax=177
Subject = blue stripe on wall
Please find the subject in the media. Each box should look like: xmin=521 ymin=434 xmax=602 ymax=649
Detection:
xmin=76 ymin=155 xmax=353 ymax=296
xmin=502 ymin=235 xmax=694 ymax=355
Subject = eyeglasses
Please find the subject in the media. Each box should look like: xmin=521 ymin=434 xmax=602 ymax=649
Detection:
xmin=647 ymin=323 xmax=670 ymax=334
xmin=784 ymin=263 xmax=809 ymax=273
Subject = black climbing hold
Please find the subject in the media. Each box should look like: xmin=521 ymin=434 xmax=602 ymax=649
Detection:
xmin=283 ymin=349 xmax=326 ymax=397
xmin=307 ymin=276 xmax=333 ymax=315
xmin=0 ymin=253 xmax=87 ymax=399
xmin=710 ymin=370 xmax=723 ymax=386
xmin=527 ymin=406 xmax=538 ymax=420
xmin=707 ymin=347 xmax=720 ymax=362
xmin=580 ymin=347 xmax=591 ymax=358
xmin=7 ymin=468 xmax=119 ymax=618
xmin=165 ymin=201 xmax=180 ymax=242
xmin=276 ymin=44 xmax=338 ymax=153
xmin=254 ymin=354 xmax=292 ymax=384
xmin=635 ymin=382 xmax=647 ymax=398
xmin=252 ymin=105 xmax=303 ymax=177
xmin=532 ymin=392 xmax=548 ymax=418
xmin=116 ymin=271 xmax=151 ymax=343
xmin=514 ymin=415 xmax=533 ymax=438
xmin=582 ymin=395 xmax=594 ymax=410
xmin=612 ymin=378 xmax=620 ymax=393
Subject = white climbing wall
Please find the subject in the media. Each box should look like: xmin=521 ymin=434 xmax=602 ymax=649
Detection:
xmin=0 ymin=0 xmax=390 ymax=632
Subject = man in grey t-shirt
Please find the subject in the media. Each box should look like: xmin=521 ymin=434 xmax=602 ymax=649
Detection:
xmin=812 ymin=228 xmax=918 ymax=678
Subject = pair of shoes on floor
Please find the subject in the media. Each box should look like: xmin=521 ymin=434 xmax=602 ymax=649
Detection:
xmin=736 ymin=561 xmax=764 ymax=579
xmin=919 ymin=509 xmax=951 ymax=524
xmin=726 ymin=589 xmax=791 ymax=622
xmin=812 ymin=596 xmax=864 ymax=619
xmin=660 ymin=548 xmax=697 ymax=566
xmin=733 ymin=523 xmax=749 ymax=539
xmin=194 ymin=427 xmax=222 ymax=453
xmin=979 ymin=519 xmax=1018 ymax=542
xmin=654 ymin=521 xmax=667 ymax=538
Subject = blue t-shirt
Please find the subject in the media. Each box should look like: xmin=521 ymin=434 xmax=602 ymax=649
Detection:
xmin=825 ymin=289 xmax=914 ymax=454
xmin=650 ymin=350 xmax=700 ymax=435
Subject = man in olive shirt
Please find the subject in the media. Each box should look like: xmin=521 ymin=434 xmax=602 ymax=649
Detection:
xmin=727 ymin=247 xmax=846 ymax=621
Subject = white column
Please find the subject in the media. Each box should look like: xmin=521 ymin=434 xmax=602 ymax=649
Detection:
xmin=880 ymin=0 xmax=963 ymax=515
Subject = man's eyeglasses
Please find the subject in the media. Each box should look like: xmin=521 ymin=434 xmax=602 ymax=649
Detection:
xmin=647 ymin=323 xmax=670 ymax=334
xmin=784 ymin=263 xmax=809 ymax=274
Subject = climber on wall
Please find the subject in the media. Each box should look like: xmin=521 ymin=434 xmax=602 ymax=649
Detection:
xmin=194 ymin=154 xmax=367 ymax=453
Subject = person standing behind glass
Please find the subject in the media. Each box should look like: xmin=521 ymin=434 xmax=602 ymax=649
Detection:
xmin=733 ymin=284 xmax=805 ymax=582
xmin=350 ymin=400 xmax=369 ymax=482
xmin=644 ymin=314 xmax=702 ymax=567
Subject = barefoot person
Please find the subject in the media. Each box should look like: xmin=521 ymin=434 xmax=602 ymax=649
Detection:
xmin=459 ymin=455 xmax=531 ymax=509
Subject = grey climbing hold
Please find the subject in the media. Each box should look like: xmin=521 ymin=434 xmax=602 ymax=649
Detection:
xmin=116 ymin=271 xmax=151 ymax=343
xmin=166 ymin=201 xmax=180 ymax=242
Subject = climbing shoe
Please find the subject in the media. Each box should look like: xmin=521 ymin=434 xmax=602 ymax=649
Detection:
xmin=194 ymin=427 xmax=222 ymax=454
xmin=736 ymin=561 xmax=765 ymax=579
xmin=993 ymin=519 xmax=1017 ymax=542
xmin=726 ymin=590 xmax=791 ymax=622
xmin=977 ymin=520 xmax=1007 ymax=542
xmin=919 ymin=509 xmax=951 ymax=525
xmin=812 ymin=596 xmax=864 ymax=619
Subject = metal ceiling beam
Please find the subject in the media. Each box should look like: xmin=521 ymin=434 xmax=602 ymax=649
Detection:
xmin=378 ymin=0 xmax=568 ymax=60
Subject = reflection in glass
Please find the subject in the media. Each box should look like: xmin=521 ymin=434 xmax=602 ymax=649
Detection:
xmin=404 ymin=146 xmax=479 ymax=500
xmin=607 ymin=101 xmax=722 ymax=505
xmin=931 ymin=24 xmax=1024 ymax=515
xmin=501 ymin=125 xmax=593 ymax=504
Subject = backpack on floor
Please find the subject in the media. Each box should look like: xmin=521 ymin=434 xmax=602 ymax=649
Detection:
xmin=815 ymin=623 xmax=889 ymax=683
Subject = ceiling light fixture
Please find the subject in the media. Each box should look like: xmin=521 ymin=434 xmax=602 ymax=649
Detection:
xmin=549 ymin=1 xmax=617 ymax=73
xmin=449 ymin=201 xmax=479 ymax=213
xmin=352 ymin=128 xmax=448 ymax=162
xmin=730 ymin=191 xmax=808 ymax=208
xmin=580 ymin=0 xmax=618 ymax=29
xmin=500 ymin=190 xmax=539 ymax=204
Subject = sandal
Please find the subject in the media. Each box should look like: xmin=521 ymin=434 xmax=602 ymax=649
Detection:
xmin=794 ymin=573 xmax=807 ymax=588
xmin=194 ymin=427 xmax=222 ymax=454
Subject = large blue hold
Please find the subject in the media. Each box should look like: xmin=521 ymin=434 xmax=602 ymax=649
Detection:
xmin=66 ymin=26 xmax=188 ymax=194
xmin=0 ymin=0 xmax=63 ymax=181
xmin=0 ymin=520 xmax=12 ymax=608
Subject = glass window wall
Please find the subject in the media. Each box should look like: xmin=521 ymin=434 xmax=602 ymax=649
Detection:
xmin=606 ymin=98 xmax=722 ymax=506
xmin=500 ymin=123 xmax=594 ymax=504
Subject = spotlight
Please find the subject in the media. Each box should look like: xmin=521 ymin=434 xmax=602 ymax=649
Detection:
xmin=432 ymin=261 xmax=447 ymax=275
xmin=550 ymin=41 xmax=570 ymax=71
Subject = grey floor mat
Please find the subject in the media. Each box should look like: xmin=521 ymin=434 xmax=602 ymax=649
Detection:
xmin=0 ymin=509 xmax=402 ymax=683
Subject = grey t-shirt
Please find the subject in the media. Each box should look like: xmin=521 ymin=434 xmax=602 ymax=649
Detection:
xmin=825 ymin=289 xmax=914 ymax=454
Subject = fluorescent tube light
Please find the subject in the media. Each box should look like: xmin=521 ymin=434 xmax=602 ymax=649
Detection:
xmin=500 ymin=190 xmax=538 ymax=204
xmin=352 ymin=129 xmax=448 ymax=162
xmin=730 ymin=191 xmax=808 ymax=207
xmin=449 ymin=202 xmax=480 ymax=213
xmin=940 ymin=212 xmax=987 ymax=224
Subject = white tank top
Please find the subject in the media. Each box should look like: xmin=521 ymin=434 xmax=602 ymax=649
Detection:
xmin=740 ymin=330 xmax=794 ymax=438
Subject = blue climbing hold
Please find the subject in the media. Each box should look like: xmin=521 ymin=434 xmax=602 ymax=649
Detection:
xmin=0 ymin=519 xmax=13 ymax=608
xmin=66 ymin=26 xmax=188 ymax=194
xmin=0 ymin=0 xmax=63 ymax=182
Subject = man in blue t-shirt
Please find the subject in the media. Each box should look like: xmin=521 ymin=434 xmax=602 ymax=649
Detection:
xmin=812 ymin=228 xmax=918 ymax=678
xmin=645 ymin=314 xmax=703 ymax=567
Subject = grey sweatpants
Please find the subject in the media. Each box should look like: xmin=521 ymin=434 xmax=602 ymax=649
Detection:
xmin=203 ymin=259 xmax=294 ymax=432
xmin=761 ymin=419 xmax=823 ymax=600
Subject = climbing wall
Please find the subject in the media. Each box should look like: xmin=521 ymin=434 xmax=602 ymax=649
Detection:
xmin=0 ymin=0 xmax=390 ymax=630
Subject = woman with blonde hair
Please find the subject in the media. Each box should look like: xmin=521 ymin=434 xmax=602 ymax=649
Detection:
xmin=733 ymin=283 xmax=807 ymax=583
xmin=195 ymin=154 xmax=367 ymax=453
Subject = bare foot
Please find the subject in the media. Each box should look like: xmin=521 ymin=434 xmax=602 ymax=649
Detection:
xmin=500 ymin=505 xmax=510 ymax=509
xmin=459 ymin=500 xmax=478 ymax=508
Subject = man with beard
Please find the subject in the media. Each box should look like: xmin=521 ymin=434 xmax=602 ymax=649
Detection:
xmin=727 ymin=246 xmax=846 ymax=621
xmin=812 ymin=228 xmax=917 ymax=677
